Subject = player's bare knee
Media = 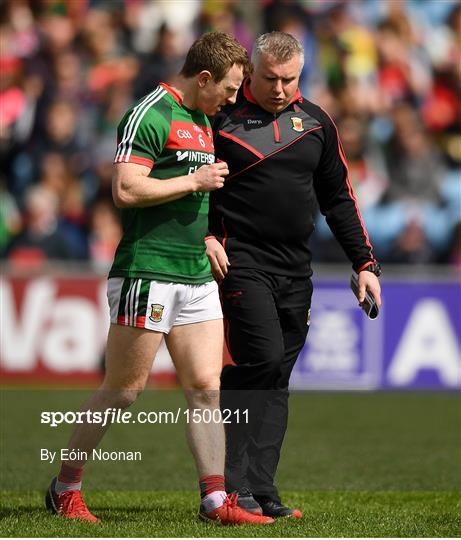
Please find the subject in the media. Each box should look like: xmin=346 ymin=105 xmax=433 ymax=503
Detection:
xmin=99 ymin=386 xmax=143 ymax=410
xmin=185 ymin=379 xmax=221 ymax=408
xmin=190 ymin=374 xmax=221 ymax=391
xmin=191 ymin=390 xmax=220 ymax=409
xmin=114 ymin=388 xmax=142 ymax=409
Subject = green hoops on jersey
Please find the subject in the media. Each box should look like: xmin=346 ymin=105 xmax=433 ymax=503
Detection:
xmin=110 ymin=83 xmax=215 ymax=284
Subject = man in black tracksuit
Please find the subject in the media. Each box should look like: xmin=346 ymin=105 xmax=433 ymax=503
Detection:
xmin=206 ymin=32 xmax=382 ymax=518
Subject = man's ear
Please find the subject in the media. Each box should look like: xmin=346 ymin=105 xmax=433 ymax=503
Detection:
xmin=197 ymin=70 xmax=212 ymax=88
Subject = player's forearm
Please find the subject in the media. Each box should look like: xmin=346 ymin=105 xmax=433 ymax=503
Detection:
xmin=112 ymin=173 xmax=197 ymax=208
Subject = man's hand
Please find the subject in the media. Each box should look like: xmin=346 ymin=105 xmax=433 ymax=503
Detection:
xmin=357 ymin=271 xmax=382 ymax=308
xmin=205 ymin=237 xmax=229 ymax=281
xmin=192 ymin=162 xmax=229 ymax=192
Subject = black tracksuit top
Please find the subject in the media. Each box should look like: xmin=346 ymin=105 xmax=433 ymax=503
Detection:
xmin=209 ymin=80 xmax=377 ymax=277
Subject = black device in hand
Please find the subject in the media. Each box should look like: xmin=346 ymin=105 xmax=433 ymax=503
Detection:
xmin=350 ymin=274 xmax=379 ymax=320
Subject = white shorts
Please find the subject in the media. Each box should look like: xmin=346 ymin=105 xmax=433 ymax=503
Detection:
xmin=107 ymin=278 xmax=223 ymax=334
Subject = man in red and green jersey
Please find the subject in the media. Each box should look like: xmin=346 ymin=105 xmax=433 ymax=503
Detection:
xmin=45 ymin=33 xmax=272 ymax=526
xmin=110 ymin=82 xmax=216 ymax=284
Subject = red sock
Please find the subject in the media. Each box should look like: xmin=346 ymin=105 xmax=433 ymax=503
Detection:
xmin=58 ymin=463 xmax=84 ymax=485
xmin=199 ymin=475 xmax=225 ymax=498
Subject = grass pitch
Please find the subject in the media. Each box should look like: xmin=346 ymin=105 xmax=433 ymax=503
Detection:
xmin=1 ymin=490 xmax=459 ymax=537
xmin=1 ymin=389 xmax=460 ymax=537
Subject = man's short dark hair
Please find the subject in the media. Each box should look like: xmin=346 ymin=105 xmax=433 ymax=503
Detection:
xmin=180 ymin=32 xmax=251 ymax=82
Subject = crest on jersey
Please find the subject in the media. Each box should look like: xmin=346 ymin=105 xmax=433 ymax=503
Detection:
xmin=291 ymin=117 xmax=304 ymax=132
xmin=149 ymin=304 xmax=164 ymax=322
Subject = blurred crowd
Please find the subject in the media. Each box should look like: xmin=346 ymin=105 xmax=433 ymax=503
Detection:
xmin=1 ymin=0 xmax=460 ymax=271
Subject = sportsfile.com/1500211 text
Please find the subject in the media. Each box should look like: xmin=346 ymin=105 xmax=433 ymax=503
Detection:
xmin=40 ymin=408 xmax=249 ymax=428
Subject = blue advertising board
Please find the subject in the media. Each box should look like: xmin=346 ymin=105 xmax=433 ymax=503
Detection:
xmin=291 ymin=279 xmax=461 ymax=390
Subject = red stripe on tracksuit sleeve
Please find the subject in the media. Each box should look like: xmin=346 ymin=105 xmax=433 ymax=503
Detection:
xmin=356 ymin=261 xmax=375 ymax=273
xmin=320 ymin=107 xmax=375 ymax=263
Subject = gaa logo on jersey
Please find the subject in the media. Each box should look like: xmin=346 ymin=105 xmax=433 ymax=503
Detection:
xmin=291 ymin=117 xmax=304 ymax=132
xmin=149 ymin=304 xmax=164 ymax=322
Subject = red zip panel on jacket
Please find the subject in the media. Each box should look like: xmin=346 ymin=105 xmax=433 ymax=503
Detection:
xmin=272 ymin=119 xmax=280 ymax=142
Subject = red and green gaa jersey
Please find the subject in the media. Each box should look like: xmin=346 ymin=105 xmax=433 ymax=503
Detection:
xmin=110 ymin=83 xmax=215 ymax=284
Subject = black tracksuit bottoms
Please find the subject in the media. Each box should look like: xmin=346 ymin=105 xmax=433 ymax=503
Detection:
xmin=220 ymin=268 xmax=312 ymax=502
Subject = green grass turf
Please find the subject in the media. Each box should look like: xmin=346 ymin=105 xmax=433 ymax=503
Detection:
xmin=0 ymin=490 xmax=460 ymax=537
xmin=1 ymin=389 xmax=460 ymax=536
